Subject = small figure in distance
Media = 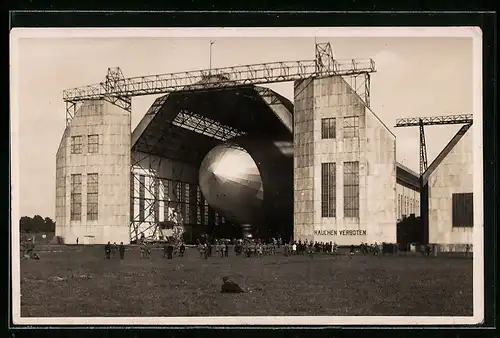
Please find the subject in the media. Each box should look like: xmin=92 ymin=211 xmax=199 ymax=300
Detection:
xmin=112 ymin=242 xmax=118 ymax=258
xmin=119 ymin=242 xmax=125 ymax=260
xmin=179 ymin=242 xmax=185 ymax=258
xmin=221 ymin=277 xmax=245 ymax=293
xmin=105 ymin=241 xmax=111 ymax=259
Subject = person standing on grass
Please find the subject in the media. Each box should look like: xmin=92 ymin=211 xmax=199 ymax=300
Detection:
xmin=198 ymin=242 xmax=204 ymax=258
xmin=119 ymin=242 xmax=125 ymax=260
xmin=204 ymin=243 xmax=209 ymax=259
xmin=179 ymin=243 xmax=185 ymax=258
xmin=167 ymin=243 xmax=174 ymax=259
xmin=76 ymin=237 xmax=79 ymax=245
xmin=105 ymin=242 xmax=111 ymax=259
xmin=224 ymin=242 xmax=229 ymax=257
xmin=110 ymin=242 xmax=115 ymax=258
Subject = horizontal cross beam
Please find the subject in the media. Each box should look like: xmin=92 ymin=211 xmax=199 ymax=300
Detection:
xmin=63 ymin=58 xmax=376 ymax=102
xmin=395 ymin=114 xmax=473 ymax=127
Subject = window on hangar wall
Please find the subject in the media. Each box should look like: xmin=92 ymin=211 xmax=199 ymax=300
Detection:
xmin=321 ymin=118 xmax=336 ymax=139
xmin=343 ymin=161 xmax=360 ymax=218
xmin=70 ymin=174 xmax=82 ymax=221
xmin=88 ymin=135 xmax=99 ymax=154
xmin=71 ymin=136 xmax=83 ymax=154
xmin=452 ymin=193 xmax=474 ymax=227
xmin=343 ymin=116 xmax=359 ymax=138
xmin=87 ymin=173 xmax=99 ymax=221
xmin=321 ymin=162 xmax=336 ymax=218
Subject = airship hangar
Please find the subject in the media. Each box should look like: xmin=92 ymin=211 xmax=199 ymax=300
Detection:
xmin=55 ymin=42 xmax=474 ymax=251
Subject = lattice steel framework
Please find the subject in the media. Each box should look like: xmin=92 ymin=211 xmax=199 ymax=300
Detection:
xmin=172 ymin=110 xmax=245 ymax=141
xmin=130 ymin=137 xmax=190 ymax=243
xmin=130 ymin=108 xmax=230 ymax=242
xmin=394 ymin=114 xmax=474 ymax=175
xmin=130 ymin=162 xmax=159 ymax=242
xmin=63 ymin=43 xmax=376 ymax=125
xmin=394 ymin=114 xmax=473 ymax=128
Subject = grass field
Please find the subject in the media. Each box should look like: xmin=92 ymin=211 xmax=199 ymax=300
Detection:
xmin=20 ymin=244 xmax=473 ymax=317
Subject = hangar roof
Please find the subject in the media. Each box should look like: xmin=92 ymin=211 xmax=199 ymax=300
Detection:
xmin=396 ymin=162 xmax=420 ymax=191
xmin=422 ymin=123 xmax=472 ymax=185
xmin=131 ymin=85 xmax=294 ymax=166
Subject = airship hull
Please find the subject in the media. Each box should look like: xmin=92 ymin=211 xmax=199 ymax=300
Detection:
xmin=199 ymin=134 xmax=293 ymax=239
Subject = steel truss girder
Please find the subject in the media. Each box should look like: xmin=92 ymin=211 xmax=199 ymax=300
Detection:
xmin=65 ymin=68 xmax=132 ymax=126
xmin=394 ymin=114 xmax=473 ymax=127
xmin=63 ymin=43 xmax=376 ymax=103
xmin=172 ymin=110 xmax=245 ymax=141
xmin=394 ymin=114 xmax=474 ymax=176
xmin=103 ymin=67 xmax=132 ymax=112
xmin=419 ymin=120 xmax=428 ymax=175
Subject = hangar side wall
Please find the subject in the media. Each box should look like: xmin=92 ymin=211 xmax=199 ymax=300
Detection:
xmin=293 ymin=75 xmax=396 ymax=245
xmin=428 ymin=129 xmax=473 ymax=247
xmin=293 ymin=78 xmax=315 ymax=242
xmin=396 ymin=184 xmax=420 ymax=220
xmin=364 ymin=109 xmax=397 ymax=243
xmin=130 ymin=151 xmax=199 ymax=240
xmin=55 ymin=100 xmax=130 ymax=244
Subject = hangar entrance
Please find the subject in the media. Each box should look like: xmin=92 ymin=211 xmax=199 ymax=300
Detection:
xmin=130 ymin=81 xmax=294 ymax=244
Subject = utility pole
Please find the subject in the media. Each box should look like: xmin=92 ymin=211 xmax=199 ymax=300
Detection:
xmin=209 ymin=40 xmax=215 ymax=74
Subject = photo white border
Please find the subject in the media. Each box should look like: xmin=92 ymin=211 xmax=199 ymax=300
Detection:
xmin=10 ymin=26 xmax=484 ymax=326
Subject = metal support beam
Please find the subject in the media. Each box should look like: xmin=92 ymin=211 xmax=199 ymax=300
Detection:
xmin=395 ymin=114 xmax=473 ymax=127
xmin=419 ymin=119 xmax=428 ymax=175
xmin=63 ymin=43 xmax=377 ymax=124
xmin=64 ymin=58 xmax=375 ymax=102
xmin=364 ymin=73 xmax=371 ymax=108
xmin=65 ymin=101 xmax=83 ymax=126
xmin=394 ymin=114 xmax=474 ymax=175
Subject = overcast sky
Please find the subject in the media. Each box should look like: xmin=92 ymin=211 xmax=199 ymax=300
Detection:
xmin=13 ymin=34 xmax=473 ymax=219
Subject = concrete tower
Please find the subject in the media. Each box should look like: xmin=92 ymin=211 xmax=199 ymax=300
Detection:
xmin=55 ymin=100 xmax=130 ymax=244
xmin=293 ymin=75 xmax=397 ymax=245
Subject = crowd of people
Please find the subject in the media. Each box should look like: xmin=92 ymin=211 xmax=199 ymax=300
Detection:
xmin=104 ymin=241 xmax=126 ymax=260
xmin=284 ymin=240 xmax=339 ymax=256
xmin=101 ymin=237 xmax=398 ymax=261
xmin=359 ymin=242 xmax=381 ymax=255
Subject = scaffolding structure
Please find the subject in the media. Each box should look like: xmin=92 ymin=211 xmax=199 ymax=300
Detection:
xmin=130 ymin=121 xmax=225 ymax=242
xmin=63 ymin=42 xmax=377 ymax=242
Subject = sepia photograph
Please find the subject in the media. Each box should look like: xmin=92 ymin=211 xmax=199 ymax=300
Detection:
xmin=10 ymin=27 xmax=484 ymax=326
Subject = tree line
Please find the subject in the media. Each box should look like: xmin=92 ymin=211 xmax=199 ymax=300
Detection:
xmin=19 ymin=215 xmax=55 ymax=233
